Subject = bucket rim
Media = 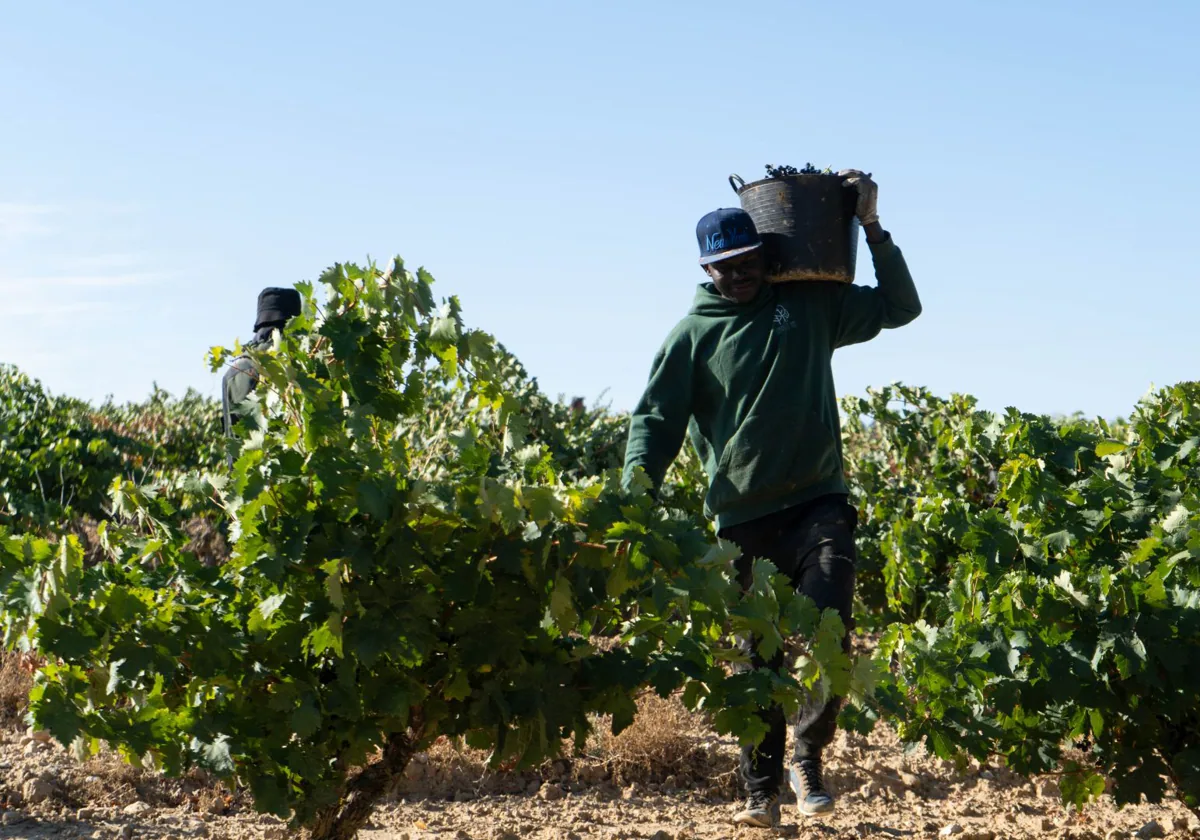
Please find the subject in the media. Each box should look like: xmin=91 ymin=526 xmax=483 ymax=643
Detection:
xmin=730 ymin=171 xmax=847 ymax=195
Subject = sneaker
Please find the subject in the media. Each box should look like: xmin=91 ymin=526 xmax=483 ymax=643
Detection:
xmin=788 ymin=758 xmax=835 ymax=816
xmin=732 ymin=789 xmax=781 ymax=828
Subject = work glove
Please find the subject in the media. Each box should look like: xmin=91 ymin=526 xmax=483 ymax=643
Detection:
xmin=838 ymin=169 xmax=879 ymax=226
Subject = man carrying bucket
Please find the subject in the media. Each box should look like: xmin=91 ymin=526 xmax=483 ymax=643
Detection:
xmin=622 ymin=170 xmax=921 ymax=828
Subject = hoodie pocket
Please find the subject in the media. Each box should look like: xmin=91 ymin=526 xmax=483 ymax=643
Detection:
xmin=704 ymin=409 xmax=842 ymax=518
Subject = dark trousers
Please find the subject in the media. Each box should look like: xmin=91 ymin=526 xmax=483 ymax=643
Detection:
xmin=717 ymin=494 xmax=858 ymax=795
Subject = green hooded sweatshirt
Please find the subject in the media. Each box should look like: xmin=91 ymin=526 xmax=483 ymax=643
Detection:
xmin=622 ymin=234 xmax=921 ymax=531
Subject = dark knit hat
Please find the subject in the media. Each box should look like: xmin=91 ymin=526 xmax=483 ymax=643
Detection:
xmin=254 ymin=287 xmax=303 ymax=331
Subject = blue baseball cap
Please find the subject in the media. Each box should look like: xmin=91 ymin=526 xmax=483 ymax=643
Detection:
xmin=696 ymin=208 xmax=763 ymax=265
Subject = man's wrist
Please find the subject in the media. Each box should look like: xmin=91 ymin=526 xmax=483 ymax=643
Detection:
xmin=863 ymin=220 xmax=887 ymax=244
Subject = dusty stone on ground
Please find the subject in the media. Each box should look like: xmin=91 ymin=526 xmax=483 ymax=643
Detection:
xmin=23 ymin=776 xmax=57 ymax=803
xmin=1040 ymin=780 xmax=1062 ymax=799
xmin=538 ymin=783 xmax=564 ymax=801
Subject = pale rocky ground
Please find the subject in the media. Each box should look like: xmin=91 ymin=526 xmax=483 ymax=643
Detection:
xmin=0 ymin=698 xmax=1195 ymax=840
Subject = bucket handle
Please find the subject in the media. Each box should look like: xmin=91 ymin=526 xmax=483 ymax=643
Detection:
xmin=728 ymin=174 xmax=745 ymax=193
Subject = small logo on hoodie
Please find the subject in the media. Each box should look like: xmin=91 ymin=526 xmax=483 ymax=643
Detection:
xmin=773 ymin=304 xmax=795 ymax=331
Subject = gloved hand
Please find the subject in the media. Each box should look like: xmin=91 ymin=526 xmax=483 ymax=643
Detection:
xmin=838 ymin=169 xmax=879 ymax=226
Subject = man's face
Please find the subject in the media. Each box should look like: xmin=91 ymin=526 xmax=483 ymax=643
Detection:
xmin=704 ymin=249 xmax=765 ymax=303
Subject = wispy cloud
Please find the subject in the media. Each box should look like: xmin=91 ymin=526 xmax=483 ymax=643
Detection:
xmin=0 ymin=201 xmax=186 ymax=403
xmin=57 ymin=253 xmax=151 ymax=271
xmin=0 ymin=255 xmax=170 ymax=327
xmin=6 ymin=300 xmax=119 ymax=319
xmin=0 ymin=202 xmax=147 ymax=248
xmin=0 ymin=203 xmax=57 ymax=242
xmin=0 ymin=272 xmax=167 ymax=289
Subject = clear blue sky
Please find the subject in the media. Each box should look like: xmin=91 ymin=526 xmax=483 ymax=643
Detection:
xmin=2 ymin=1 xmax=1196 ymax=420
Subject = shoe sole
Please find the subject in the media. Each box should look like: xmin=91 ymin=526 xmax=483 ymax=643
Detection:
xmin=732 ymin=804 xmax=780 ymax=829
xmin=798 ymin=799 xmax=835 ymax=816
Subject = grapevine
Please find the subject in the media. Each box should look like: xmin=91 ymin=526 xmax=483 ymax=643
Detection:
xmin=3 ymin=259 xmax=853 ymax=839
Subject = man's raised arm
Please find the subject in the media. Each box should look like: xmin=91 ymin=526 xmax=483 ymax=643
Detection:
xmin=831 ymin=171 xmax=922 ymax=347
